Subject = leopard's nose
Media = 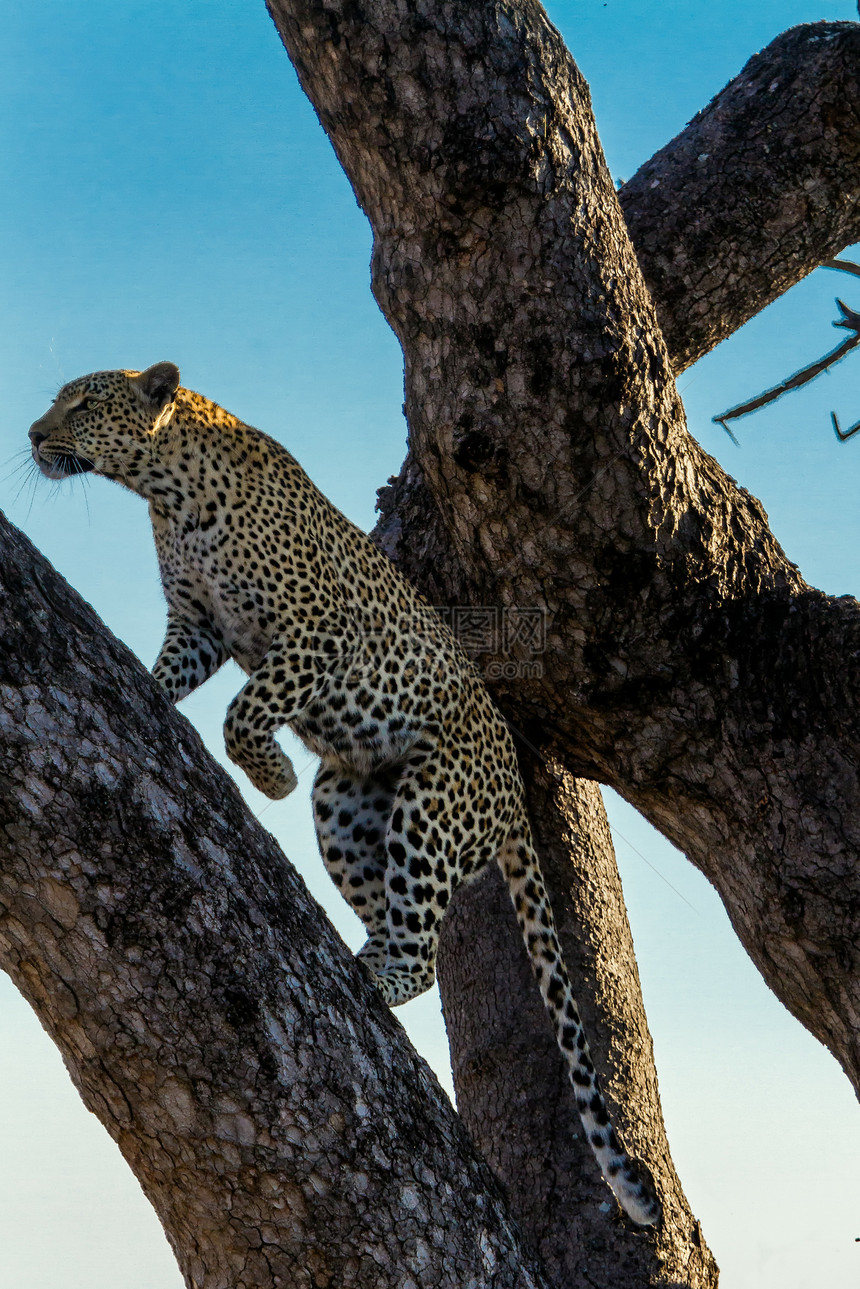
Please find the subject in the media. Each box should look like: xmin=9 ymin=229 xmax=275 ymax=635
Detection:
xmin=29 ymin=427 xmax=47 ymax=447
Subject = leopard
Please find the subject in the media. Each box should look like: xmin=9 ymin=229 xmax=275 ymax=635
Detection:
xmin=29 ymin=362 xmax=661 ymax=1225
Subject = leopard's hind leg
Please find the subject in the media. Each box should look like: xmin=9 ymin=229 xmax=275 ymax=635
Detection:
xmin=312 ymin=762 xmax=399 ymax=977
xmin=372 ymin=747 xmax=500 ymax=1007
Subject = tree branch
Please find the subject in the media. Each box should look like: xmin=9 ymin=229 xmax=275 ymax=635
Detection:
xmin=0 ymin=511 xmax=550 ymax=1289
xmin=621 ymin=22 xmax=860 ymax=372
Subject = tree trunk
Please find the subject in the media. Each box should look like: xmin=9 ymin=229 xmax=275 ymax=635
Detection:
xmin=439 ymin=755 xmax=712 ymax=1288
xmin=0 ymin=512 xmax=551 ymax=1289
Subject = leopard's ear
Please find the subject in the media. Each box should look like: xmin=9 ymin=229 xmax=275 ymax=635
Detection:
xmin=136 ymin=362 xmax=181 ymax=409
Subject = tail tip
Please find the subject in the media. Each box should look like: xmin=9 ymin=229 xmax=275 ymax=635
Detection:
xmin=615 ymin=1158 xmax=662 ymax=1226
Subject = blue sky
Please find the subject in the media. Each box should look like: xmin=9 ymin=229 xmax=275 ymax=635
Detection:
xmin=2 ymin=2 xmax=859 ymax=1286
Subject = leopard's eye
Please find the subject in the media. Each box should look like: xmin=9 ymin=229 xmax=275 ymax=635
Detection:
xmin=72 ymin=396 xmax=103 ymax=415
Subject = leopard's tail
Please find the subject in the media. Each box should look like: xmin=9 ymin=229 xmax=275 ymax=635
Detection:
xmin=497 ymin=826 xmax=661 ymax=1226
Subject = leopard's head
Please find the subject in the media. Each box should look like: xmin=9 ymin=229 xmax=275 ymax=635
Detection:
xmin=29 ymin=362 xmax=181 ymax=483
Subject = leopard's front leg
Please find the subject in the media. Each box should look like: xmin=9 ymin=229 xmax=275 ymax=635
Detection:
xmin=152 ymin=613 xmax=229 ymax=704
xmin=223 ymin=633 xmax=342 ymax=799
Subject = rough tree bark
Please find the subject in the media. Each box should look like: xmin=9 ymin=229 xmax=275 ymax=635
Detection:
xmin=262 ymin=0 xmax=860 ymax=1280
xmin=360 ymin=19 xmax=860 ymax=1282
xmin=268 ymin=0 xmax=860 ymax=1082
xmin=2 ymin=6 xmax=859 ymax=1289
xmin=621 ymin=22 xmax=860 ymax=371
xmin=0 ymin=512 xmax=552 ymax=1289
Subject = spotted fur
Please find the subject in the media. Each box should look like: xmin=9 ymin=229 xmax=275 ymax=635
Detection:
xmin=30 ymin=363 xmax=660 ymax=1225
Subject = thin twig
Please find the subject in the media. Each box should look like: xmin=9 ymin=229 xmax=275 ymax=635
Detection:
xmin=830 ymin=411 xmax=860 ymax=441
xmin=822 ymin=257 xmax=860 ymax=279
xmin=712 ymin=299 xmax=860 ymax=439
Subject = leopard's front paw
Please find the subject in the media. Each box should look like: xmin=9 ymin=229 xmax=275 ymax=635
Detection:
xmin=242 ymin=751 xmax=298 ymax=800
xmin=263 ymin=755 xmax=299 ymax=800
xmin=224 ymin=723 xmax=299 ymax=800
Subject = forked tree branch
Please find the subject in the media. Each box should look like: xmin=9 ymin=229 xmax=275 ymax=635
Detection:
xmin=377 ymin=21 xmax=860 ymax=577
xmin=264 ymin=0 xmax=860 ymax=1093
